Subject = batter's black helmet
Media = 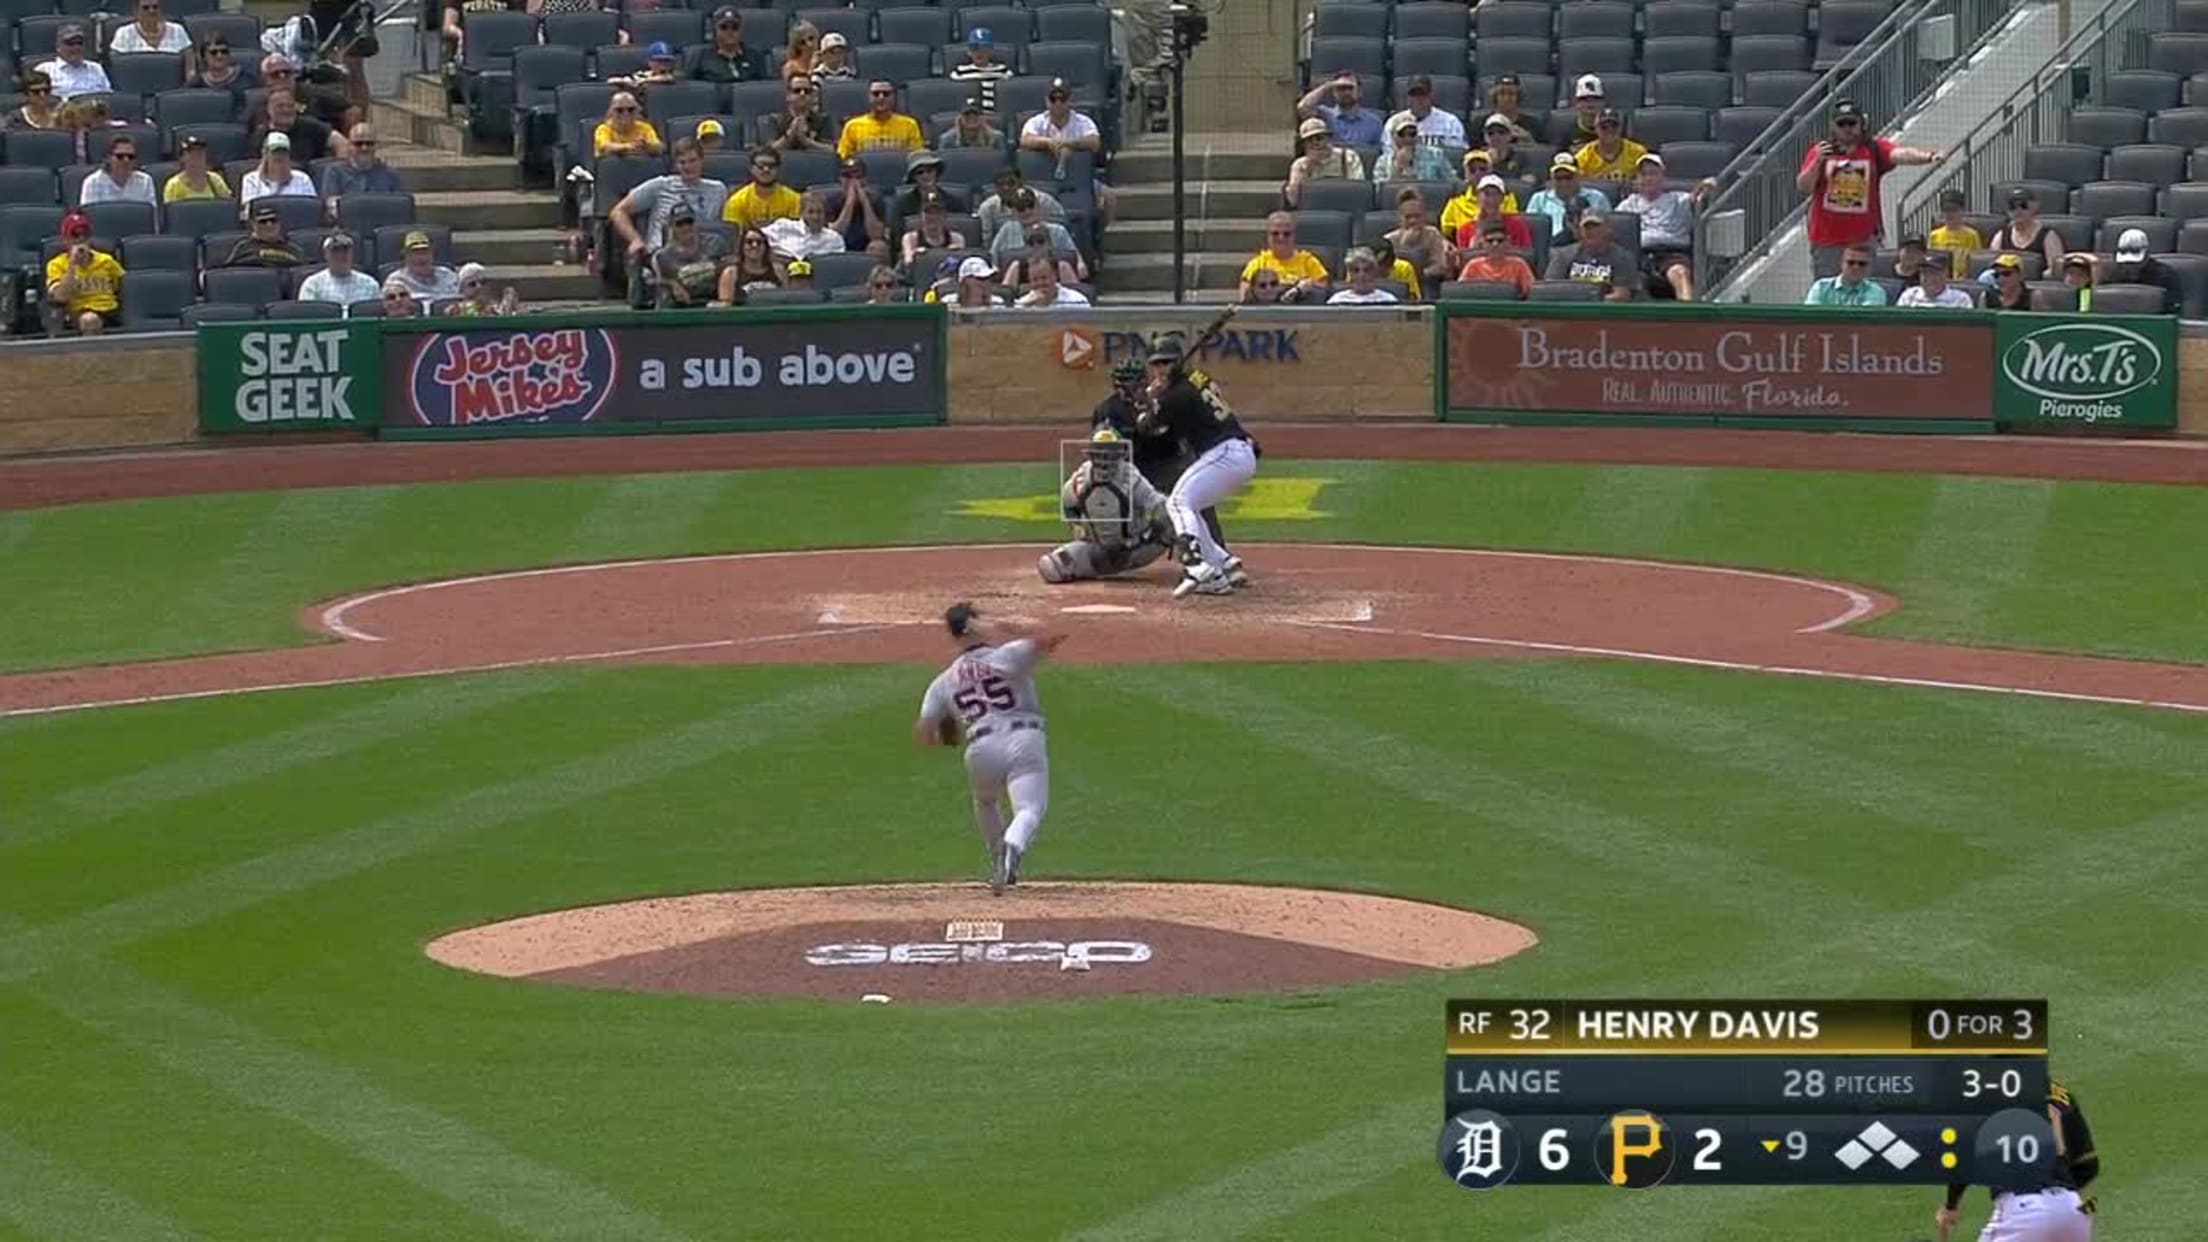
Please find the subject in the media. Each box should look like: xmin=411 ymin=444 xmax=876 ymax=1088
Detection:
xmin=1146 ymin=334 xmax=1185 ymax=363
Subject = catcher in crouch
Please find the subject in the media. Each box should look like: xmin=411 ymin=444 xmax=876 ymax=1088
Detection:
xmin=1036 ymin=428 xmax=1177 ymax=583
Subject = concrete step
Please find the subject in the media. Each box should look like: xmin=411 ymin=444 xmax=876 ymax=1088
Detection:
xmin=415 ymin=189 xmax=561 ymax=232
xmin=1116 ymin=179 xmax=1285 ymax=221
xmin=1094 ymin=252 xmax=1249 ymax=292
xmin=402 ymin=72 xmax=451 ymax=117
xmin=371 ymin=95 xmax=468 ymax=156
xmin=1111 ymin=140 xmax=1290 ymax=184
xmin=1103 ymin=217 xmax=1268 ymax=255
xmin=382 ymin=144 xmax=518 ymax=194
xmin=452 ymin=227 xmax=570 ymax=267
xmin=497 ymin=262 xmax=605 ymax=302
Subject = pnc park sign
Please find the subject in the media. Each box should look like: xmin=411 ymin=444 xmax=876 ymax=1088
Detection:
xmin=1994 ymin=318 xmax=2176 ymax=428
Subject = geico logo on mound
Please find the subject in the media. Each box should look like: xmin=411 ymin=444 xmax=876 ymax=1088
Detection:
xmin=804 ymin=940 xmax=1153 ymax=966
xmin=408 ymin=328 xmax=618 ymax=426
xmin=2000 ymin=322 xmax=2165 ymax=422
xmin=235 ymin=327 xmax=360 ymax=423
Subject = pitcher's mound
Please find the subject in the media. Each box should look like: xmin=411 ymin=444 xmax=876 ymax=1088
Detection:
xmin=425 ymin=882 xmax=1538 ymax=1002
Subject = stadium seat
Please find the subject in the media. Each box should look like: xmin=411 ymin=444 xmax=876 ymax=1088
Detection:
xmin=2072 ymin=181 xmax=2156 ymax=221
xmin=2102 ymin=70 xmax=2182 ymax=114
xmin=1528 ymin=279 xmax=1601 ymax=301
xmin=2096 ymin=215 xmax=2177 ymax=253
xmin=181 ymin=12 xmax=260 ymax=54
xmin=819 ymin=78 xmax=874 ymax=120
xmin=1306 ymin=36 xmax=1385 ymax=86
xmin=462 ymin=10 xmax=538 ymax=67
xmin=1392 ymin=38 xmax=1470 ymax=83
xmin=1472 ymin=36 xmax=1550 ymax=81
xmin=1394 ymin=3 xmax=1468 ymax=40
xmin=162 ymin=197 xmax=237 ymax=240
xmin=1312 ymin=2 xmax=1388 ymax=40
xmin=2163 ymin=181 xmax=2208 ymax=220
xmin=1731 ymin=1 xmax=1810 ymax=37
xmin=747 ymin=286 xmax=827 ymax=304
xmin=798 ymin=7 xmax=872 ymax=46
xmin=2148 ymin=107 xmax=2208 ymax=148
xmin=122 ymin=232 xmax=198 ymax=271
xmin=1652 ymin=71 xmax=1733 ymax=111
xmin=1714 ymin=106 xmax=1782 ymax=149
xmin=806 ymin=251 xmax=880 ymax=290
xmin=171 ymin=122 xmax=248 ymax=166
xmin=203 ymin=266 xmax=285 ymax=307
xmin=17 ymin=14 xmax=70 ymax=60
xmin=0 ymin=167 xmax=58 ymax=206
xmin=1557 ymin=2 xmax=1632 ymax=41
xmin=1473 ymin=2 xmax=1551 ymax=42
xmin=1391 ymin=75 xmax=1469 ymax=117
xmin=1299 ymin=178 xmax=1375 ymax=216
xmin=263 ymin=299 xmax=344 ymax=320
xmin=542 ymin=9 xmax=619 ymax=50
xmin=2147 ymin=32 xmax=2208 ymax=79
xmin=1740 ymin=69 xmax=1818 ymax=108
xmin=2090 ymin=282 xmax=2176 ymax=313
xmin=2181 ymin=0 xmax=2208 ymax=31
xmin=2151 ymin=251 xmax=2208 ymax=314
xmin=879 ymin=6 xmax=951 ymax=47
xmin=344 ymin=298 xmax=384 ymax=318
xmin=780 ymin=148 xmax=839 ymax=189
xmin=4 ymin=129 xmax=77 ymax=170
xmin=2022 ymin=143 xmax=2108 ymax=187
xmin=180 ymin=302 xmax=256 ymax=325
xmin=2066 ymin=107 xmax=2150 ymax=150
xmin=1640 ymin=36 xmax=1723 ymax=76
xmin=118 ymin=268 xmax=194 ymax=329
xmin=108 ymin=52 xmax=187 ymax=99
xmin=1558 ymin=38 xmax=1634 ymax=82
xmin=628 ymin=9 xmax=704 ymax=49
xmin=0 ymin=205 xmax=64 ymax=273
xmin=592 ymin=44 xmax=651 ymax=82
xmin=1439 ymin=279 xmax=1523 ymax=300
xmin=956 ymin=6 xmax=1033 ymax=49
xmin=2108 ymin=143 xmax=2187 ymax=185
xmin=1654 ymin=141 xmax=1736 ymax=180
xmin=1815 ymin=0 xmax=1893 ymax=66
xmin=1629 ymin=106 xmax=1710 ymax=149
xmin=1642 ymin=1 xmax=1721 ymax=39
xmin=56 ymin=164 xmax=95 ymax=207
xmin=81 ymin=201 xmax=156 ymax=242
xmin=857 ymin=42 xmax=933 ymax=84
xmin=153 ymin=87 xmax=240 ymax=129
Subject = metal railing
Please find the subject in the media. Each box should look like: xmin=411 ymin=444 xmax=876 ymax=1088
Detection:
xmin=1692 ymin=0 xmax=2018 ymax=295
xmin=1893 ymin=0 xmax=2176 ymax=234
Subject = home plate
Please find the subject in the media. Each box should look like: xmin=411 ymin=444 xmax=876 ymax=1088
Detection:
xmin=1061 ymin=604 xmax=1139 ymax=615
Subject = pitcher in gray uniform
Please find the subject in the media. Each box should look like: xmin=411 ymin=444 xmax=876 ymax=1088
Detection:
xmin=914 ymin=602 xmax=1066 ymax=893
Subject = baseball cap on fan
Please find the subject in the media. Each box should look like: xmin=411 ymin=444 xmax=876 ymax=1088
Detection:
xmin=2116 ymin=228 xmax=2150 ymax=261
xmin=1574 ymin=74 xmax=1604 ymax=100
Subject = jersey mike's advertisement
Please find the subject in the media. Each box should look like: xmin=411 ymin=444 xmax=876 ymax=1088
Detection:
xmin=377 ymin=305 xmax=947 ymax=435
xmin=1439 ymin=304 xmax=1999 ymax=431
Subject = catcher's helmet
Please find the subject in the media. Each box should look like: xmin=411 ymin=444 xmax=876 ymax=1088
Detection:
xmin=1110 ymin=356 xmax=1144 ymax=389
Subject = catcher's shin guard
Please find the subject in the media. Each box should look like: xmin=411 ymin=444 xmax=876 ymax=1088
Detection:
xmin=1174 ymin=533 xmax=1202 ymax=567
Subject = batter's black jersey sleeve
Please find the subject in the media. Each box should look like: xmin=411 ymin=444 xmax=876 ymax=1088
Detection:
xmin=2051 ymin=1082 xmax=2099 ymax=1194
xmin=1150 ymin=367 xmax=1249 ymax=457
xmin=1096 ymin=392 xmax=1187 ymax=483
xmin=1091 ymin=394 xmax=1137 ymax=438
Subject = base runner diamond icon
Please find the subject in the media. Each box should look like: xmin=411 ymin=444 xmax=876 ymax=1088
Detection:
xmin=1882 ymin=1139 xmax=1920 ymax=1170
xmin=1835 ymin=1140 xmax=1873 ymax=1170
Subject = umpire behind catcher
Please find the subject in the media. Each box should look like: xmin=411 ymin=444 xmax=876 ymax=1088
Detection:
xmin=1092 ymin=354 xmax=1226 ymax=549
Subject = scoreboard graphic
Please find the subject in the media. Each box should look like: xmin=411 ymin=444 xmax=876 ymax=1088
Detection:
xmin=1437 ymin=1000 xmax=2054 ymax=1190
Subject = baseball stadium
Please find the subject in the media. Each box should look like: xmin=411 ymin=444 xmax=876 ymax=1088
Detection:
xmin=5 ymin=0 xmax=2208 ymax=1237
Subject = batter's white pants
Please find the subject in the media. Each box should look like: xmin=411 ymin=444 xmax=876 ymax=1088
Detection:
xmin=1167 ymin=438 xmax=1257 ymax=572
xmin=1979 ymin=1190 xmax=2091 ymax=1242
xmin=964 ymin=726 xmax=1049 ymax=854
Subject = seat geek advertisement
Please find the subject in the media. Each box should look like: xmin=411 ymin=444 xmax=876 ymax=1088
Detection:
xmin=382 ymin=307 xmax=946 ymax=432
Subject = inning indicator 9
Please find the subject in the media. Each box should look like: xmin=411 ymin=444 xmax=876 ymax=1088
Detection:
xmin=1437 ymin=1000 xmax=2052 ymax=1190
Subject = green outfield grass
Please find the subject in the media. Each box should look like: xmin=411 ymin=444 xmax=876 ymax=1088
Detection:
xmin=0 ymin=461 xmax=2204 ymax=672
xmin=2 ymin=459 xmax=2205 ymax=1240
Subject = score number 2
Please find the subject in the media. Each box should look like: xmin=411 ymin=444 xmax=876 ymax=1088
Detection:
xmin=1531 ymin=1127 xmax=1726 ymax=1175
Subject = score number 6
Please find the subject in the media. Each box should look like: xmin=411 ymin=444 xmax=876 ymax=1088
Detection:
xmin=1535 ymin=1128 xmax=1723 ymax=1173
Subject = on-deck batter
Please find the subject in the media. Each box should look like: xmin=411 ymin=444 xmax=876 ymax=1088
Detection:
xmin=913 ymin=602 xmax=1067 ymax=894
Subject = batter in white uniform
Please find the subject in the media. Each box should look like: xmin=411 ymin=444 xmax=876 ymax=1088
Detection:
xmin=1936 ymin=1080 xmax=2098 ymax=1242
xmin=913 ymin=602 xmax=1066 ymax=893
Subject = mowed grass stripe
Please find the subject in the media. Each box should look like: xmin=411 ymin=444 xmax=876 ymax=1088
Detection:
xmin=24 ymin=672 xmax=584 ymax=840
xmin=1552 ymin=465 xmax=1716 ymax=555
xmin=0 ymin=1130 xmax=199 ymax=1242
xmin=559 ymin=473 xmax=732 ymax=563
xmin=0 ymin=670 xmax=904 ymax=982
xmin=1896 ymin=477 xmax=2059 ymax=639
xmin=165 ymin=487 xmax=401 ymax=648
xmin=1134 ymin=668 xmax=1859 ymax=934
xmin=36 ymin=958 xmax=679 ymax=1242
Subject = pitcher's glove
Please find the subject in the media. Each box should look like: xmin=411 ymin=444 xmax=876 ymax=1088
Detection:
xmin=936 ymin=718 xmax=965 ymax=746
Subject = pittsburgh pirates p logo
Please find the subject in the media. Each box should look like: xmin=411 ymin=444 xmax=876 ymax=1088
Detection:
xmin=1599 ymin=1111 xmax=1675 ymax=1189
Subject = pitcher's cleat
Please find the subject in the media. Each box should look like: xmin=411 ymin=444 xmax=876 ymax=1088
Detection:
xmin=1223 ymin=556 xmax=1250 ymax=589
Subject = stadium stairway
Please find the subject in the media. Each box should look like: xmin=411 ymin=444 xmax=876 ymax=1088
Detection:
xmin=1099 ymin=132 xmax=1285 ymax=300
xmin=372 ymin=73 xmax=600 ymax=305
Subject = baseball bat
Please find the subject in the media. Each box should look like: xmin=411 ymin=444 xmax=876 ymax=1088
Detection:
xmin=1172 ymin=303 xmax=1239 ymax=371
